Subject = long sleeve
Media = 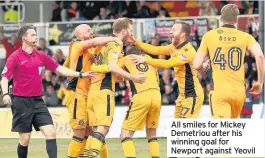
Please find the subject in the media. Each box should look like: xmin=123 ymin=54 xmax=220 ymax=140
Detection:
xmin=134 ymin=40 xmax=172 ymax=56
xmin=1 ymin=39 xmax=11 ymax=51
xmin=145 ymin=55 xmax=191 ymax=68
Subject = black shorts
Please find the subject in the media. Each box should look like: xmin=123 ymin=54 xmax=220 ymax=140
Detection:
xmin=11 ymin=96 xmax=53 ymax=133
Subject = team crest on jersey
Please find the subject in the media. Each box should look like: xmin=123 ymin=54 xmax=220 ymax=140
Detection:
xmin=217 ymin=29 xmax=223 ymax=34
xmin=1 ymin=66 xmax=7 ymax=74
xmin=79 ymin=120 xmax=84 ymax=125
xmin=178 ymin=54 xmax=186 ymax=60
xmin=113 ymin=52 xmax=119 ymax=58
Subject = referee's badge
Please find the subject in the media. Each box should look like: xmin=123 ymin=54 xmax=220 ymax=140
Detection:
xmin=1 ymin=66 xmax=7 ymax=74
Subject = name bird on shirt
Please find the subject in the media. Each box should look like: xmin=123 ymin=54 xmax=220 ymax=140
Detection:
xmin=219 ymin=36 xmax=236 ymax=42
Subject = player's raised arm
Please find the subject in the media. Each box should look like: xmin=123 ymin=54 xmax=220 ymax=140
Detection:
xmin=247 ymin=36 xmax=265 ymax=94
xmin=106 ymin=44 xmax=146 ymax=83
xmin=134 ymin=40 xmax=172 ymax=56
xmin=131 ymin=54 xmax=190 ymax=68
xmin=81 ymin=36 xmax=122 ymax=50
xmin=108 ymin=59 xmax=146 ymax=83
xmin=193 ymin=35 xmax=208 ymax=70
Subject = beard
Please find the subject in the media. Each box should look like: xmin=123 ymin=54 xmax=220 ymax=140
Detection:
xmin=172 ymin=35 xmax=180 ymax=45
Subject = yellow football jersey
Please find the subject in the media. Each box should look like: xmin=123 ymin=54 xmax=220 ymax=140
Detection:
xmin=198 ymin=24 xmax=257 ymax=91
xmin=118 ymin=55 xmax=160 ymax=95
xmin=90 ymin=41 xmax=123 ymax=91
xmin=141 ymin=41 xmax=203 ymax=98
xmin=66 ymin=41 xmax=96 ymax=96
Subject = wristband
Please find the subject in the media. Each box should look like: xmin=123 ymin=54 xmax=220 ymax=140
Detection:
xmin=2 ymin=93 xmax=10 ymax=98
xmin=79 ymin=72 xmax=83 ymax=78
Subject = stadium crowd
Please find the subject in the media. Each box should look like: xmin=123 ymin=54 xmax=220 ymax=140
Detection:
xmin=0 ymin=0 xmax=260 ymax=107
xmin=48 ymin=1 xmax=258 ymax=21
xmin=0 ymin=1 xmax=259 ymax=23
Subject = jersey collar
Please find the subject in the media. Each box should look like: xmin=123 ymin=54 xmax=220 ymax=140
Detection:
xmin=176 ymin=40 xmax=189 ymax=49
xmin=20 ymin=48 xmax=36 ymax=56
xmin=112 ymin=34 xmax=118 ymax=37
xmin=222 ymin=24 xmax=236 ymax=28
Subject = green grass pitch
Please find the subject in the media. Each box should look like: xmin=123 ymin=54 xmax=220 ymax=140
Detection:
xmin=0 ymin=138 xmax=167 ymax=158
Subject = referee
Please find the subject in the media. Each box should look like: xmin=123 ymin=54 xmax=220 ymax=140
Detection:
xmin=0 ymin=25 xmax=97 ymax=158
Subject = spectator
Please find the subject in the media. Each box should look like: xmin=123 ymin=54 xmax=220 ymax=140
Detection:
xmin=81 ymin=1 xmax=98 ymax=20
xmin=157 ymin=10 xmax=166 ymax=18
xmin=199 ymin=2 xmax=217 ymax=16
xmin=51 ymin=1 xmax=62 ymax=22
xmin=52 ymin=53 xmax=59 ymax=63
xmin=151 ymin=2 xmax=170 ymax=18
xmin=122 ymin=80 xmax=132 ymax=104
xmin=55 ymin=49 xmax=65 ymax=65
xmin=245 ymin=51 xmax=255 ymax=70
xmin=115 ymin=82 xmax=126 ymax=104
xmin=247 ymin=63 xmax=257 ymax=85
xmin=134 ymin=1 xmax=151 ymax=18
xmin=150 ymin=36 xmax=159 ymax=46
xmin=119 ymin=1 xmax=138 ymax=18
xmin=43 ymin=83 xmax=59 ymax=107
xmin=51 ymin=74 xmax=60 ymax=91
xmin=93 ymin=7 xmax=114 ymax=20
xmin=162 ymin=84 xmax=177 ymax=104
xmin=251 ymin=1 xmax=259 ymax=14
xmin=160 ymin=69 xmax=172 ymax=94
xmin=67 ymin=2 xmax=79 ymax=21
xmin=37 ymin=38 xmax=53 ymax=56
xmin=42 ymin=69 xmax=52 ymax=91
xmin=0 ymin=33 xmax=22 ymax=61
xmin=240 ymin=79 xmax=259 ymax=118
xmin=244 ymin=62 xmax=249 ymax=79
xmin=57 ymin=82 xmax=67 ymax=106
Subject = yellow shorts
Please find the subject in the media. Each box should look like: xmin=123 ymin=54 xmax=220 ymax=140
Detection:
xmin=175 ymin=95 xmax=204 ymax=118
xmin=209 ymin=90 xmax=246 ymax=118
xmin=65 ymin=90 xmax=88 ymax=129
xmin=122 ymin=89 xmax=161 ymax=131
xmin=87 ymin=89 xmax=115 ymax=127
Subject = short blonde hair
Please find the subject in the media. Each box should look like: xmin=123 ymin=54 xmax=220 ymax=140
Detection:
xmin=174 ymin=20 xmax=191 ymax=37
xmin=113 ymin=17 xmax=133 ymax=33
xmin=221 ymin=4 xmax=239 ymax=23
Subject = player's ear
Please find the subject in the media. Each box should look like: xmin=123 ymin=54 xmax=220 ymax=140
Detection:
xmin=181 ymin=32 xmax=185 ymax=38
xmin=122 ymin=29 xmax=126 ymax=35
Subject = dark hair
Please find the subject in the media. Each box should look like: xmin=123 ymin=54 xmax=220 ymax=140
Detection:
xmin=39 ymin=37 xmax=46 ymax=41
xmin=17 ymin=25 xmax=35 ymax=39
xmin=126 ymin=46 xmax=142 ymax=55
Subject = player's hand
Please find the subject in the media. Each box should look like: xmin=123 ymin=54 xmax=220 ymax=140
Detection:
xmin=82 ymin=71 xmax=98 ymax=79
xmin=130 ymin=73 xmax=146 ymax=84
xmin=115 ymin=37 xmax=123 ymax=47
xmin=116 ymin=75 xmax=124 ymax=83
xmin=3 ymin=94 xmax=12 ymax=107
xmin=202 ymin=59 xmax=210 ymax=72
xmin=130 ymin=54 xmax=145 ymax=64
xmin=126 ymin=35 xmax=135 ymax=44
xmin=250 ymin=81 xmax=263 ymax=95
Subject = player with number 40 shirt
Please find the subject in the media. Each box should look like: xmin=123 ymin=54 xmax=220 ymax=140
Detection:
xmin=194 ymin=4 xmax=264 ymax=118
